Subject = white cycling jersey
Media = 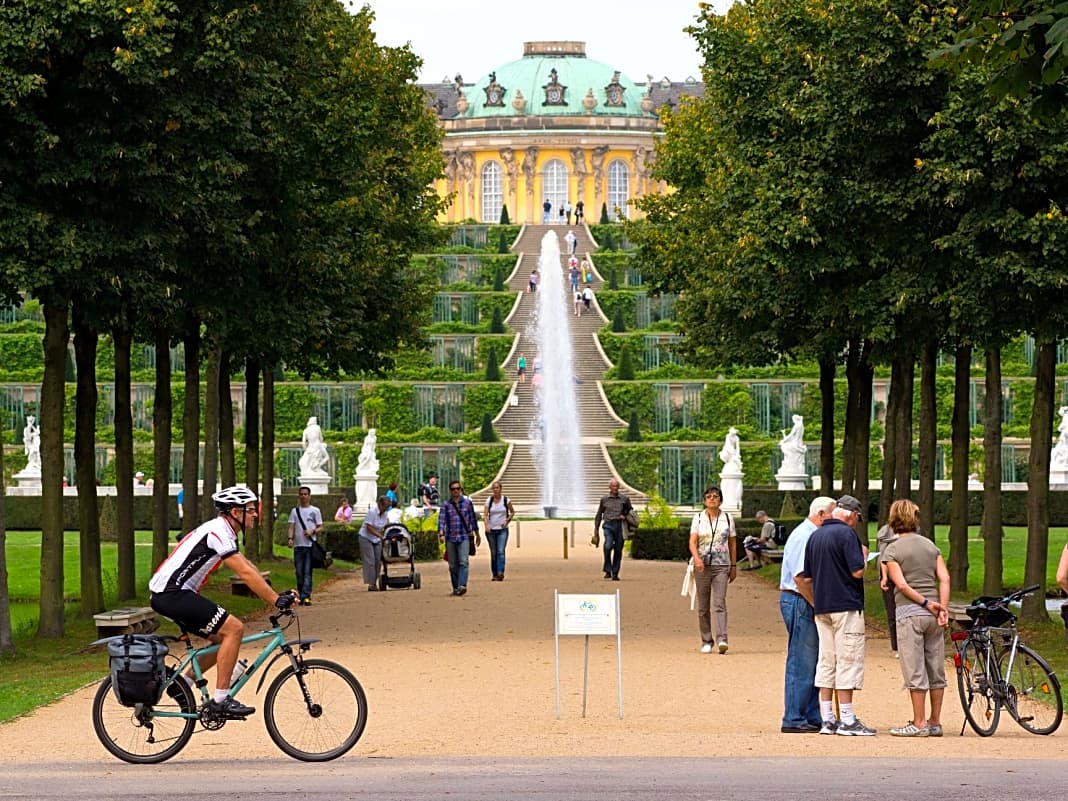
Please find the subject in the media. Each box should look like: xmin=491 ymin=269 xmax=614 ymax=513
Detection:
xmin=149 ymin=516 xmax=239 ymax=593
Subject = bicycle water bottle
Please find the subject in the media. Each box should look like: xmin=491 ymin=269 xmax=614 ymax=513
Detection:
xmin=230 ymin=658 xmax=249 ymax=686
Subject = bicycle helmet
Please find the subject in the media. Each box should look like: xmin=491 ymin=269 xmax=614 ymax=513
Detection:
xmin=212 ymin=486 xmax=258 ymax=512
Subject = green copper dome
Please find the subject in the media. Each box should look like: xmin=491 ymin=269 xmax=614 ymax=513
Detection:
xmin=460 ymin=41 xmax=649 ymax=119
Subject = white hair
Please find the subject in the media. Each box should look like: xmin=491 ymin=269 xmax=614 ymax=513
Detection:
xmin=808 ymin=496 xmax=836 ymax=518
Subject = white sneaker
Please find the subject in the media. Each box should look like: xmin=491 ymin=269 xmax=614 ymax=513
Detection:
xmin=700 ymin=643 xmax=713 ymax=654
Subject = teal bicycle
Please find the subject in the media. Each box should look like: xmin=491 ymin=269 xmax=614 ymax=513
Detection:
xmin=91 ymin=600 xmax=367 ymax=764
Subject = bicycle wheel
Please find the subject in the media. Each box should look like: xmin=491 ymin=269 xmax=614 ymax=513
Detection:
xmin=999 ymin=644 xmax=1063 ymax=735
xmin=91 ymin=675 xmax=196 ymax=764
xmin=263 ymin=658 xmax=367 ymax=761
xmin=957 ymin=639 xmax=1000 ymax=736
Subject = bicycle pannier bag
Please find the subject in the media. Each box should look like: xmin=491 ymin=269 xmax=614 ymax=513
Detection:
xmin=107 ymin=634 xmax=169 ymax=707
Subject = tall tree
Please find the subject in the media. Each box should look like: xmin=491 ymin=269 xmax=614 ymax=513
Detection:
xmin=72 ymin=301 xmax=104 ymax=615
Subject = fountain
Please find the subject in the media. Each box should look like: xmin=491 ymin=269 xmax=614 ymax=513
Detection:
xmin=529 ymin=231 xmax=585 ymax=517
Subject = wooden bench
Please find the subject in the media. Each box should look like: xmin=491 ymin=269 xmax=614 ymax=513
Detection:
xmin=762 ymin=549 xmax=785 ymax=562
xmin=230 ymin=571 xmax=272 ymax=596
xmin=93 ymin=606 xmax=159 ymax=638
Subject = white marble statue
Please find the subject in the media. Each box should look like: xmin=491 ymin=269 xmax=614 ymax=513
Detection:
xmin=1054 ymin=407 xmax=1068 ymax=469
xmin=298 ymin=416 xmax=330 ymax=476
xmin=779 ymin=414 xmax=807 ymax=474
xmin=22 ymin=415 xmax=41 ymax=475
xmin=719 ymin=427 xmax=742 ymax=473
xmin=356 ymin=428 xmax=379 ymax=476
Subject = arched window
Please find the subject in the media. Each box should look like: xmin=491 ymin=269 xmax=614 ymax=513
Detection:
xmin=607 ymin=160 xmax=630 ymax=220
xmin=542 ymin=159 xmax=569 ymax=217
xmin=481 ymin=161 xmax=503 ymax=223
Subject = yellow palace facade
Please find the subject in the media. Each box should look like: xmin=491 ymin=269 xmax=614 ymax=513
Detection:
xmin=421 ymin=41 xmax=702 ymax=224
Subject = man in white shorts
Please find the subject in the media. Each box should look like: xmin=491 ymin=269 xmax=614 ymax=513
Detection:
xmin=796 ymin=495 xmax=874 ymax=736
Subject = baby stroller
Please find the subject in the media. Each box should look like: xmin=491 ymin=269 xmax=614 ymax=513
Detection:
xmin=379 ymin=523 xmax=421 ymax=590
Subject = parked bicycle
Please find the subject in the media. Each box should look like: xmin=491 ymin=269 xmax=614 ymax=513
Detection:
xmin=953 ymin=583 xmax=1063 ymax=736
xmin=91 ymin=599 xmax=367 ymax=763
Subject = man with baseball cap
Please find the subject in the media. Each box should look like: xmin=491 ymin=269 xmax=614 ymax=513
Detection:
xmin=796 ymin=494 xmax=874 ymax=736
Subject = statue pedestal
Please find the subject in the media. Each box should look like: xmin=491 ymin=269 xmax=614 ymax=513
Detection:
xmin=1051 ymin=467 xmax=1068 ymax=487
xmin=775 ymin=469 xmax=808 ymax=491
xmin=718 ymin=469 xmax=743 ymax=517
xmin=8 ymin=469 xmax=41 ymax=496
xmin=298 ymin=474 xmax=331 ymax=498
xmin=354 ymin=473 xmax=379 ymax=515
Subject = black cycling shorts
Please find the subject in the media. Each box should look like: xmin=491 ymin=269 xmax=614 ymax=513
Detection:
xmin=150 ymin=590 xmax=229 ymax=637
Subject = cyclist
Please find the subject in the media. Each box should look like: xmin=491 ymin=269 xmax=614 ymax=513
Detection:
xmin=149 ymin=486 xmax=293 ymax=718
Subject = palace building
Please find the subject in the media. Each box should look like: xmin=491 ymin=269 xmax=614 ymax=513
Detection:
xmin=421 ymin=41 xmax=703 ymax=223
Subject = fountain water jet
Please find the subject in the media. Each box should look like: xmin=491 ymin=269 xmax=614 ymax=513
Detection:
xmin=529 ymin=231 xmax=585 ymax=517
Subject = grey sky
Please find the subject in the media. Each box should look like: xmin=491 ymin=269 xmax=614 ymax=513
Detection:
xmin=361 ymin=0 xmax=735 ymax=85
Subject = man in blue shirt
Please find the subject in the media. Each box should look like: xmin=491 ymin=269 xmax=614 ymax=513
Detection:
xmin=778 ymin=496 xmax=836 ymax=733
xmin=797 ymin=494 xmax=874 ymax=736
xmin=438 ymin=480 xmax=479 ymax=596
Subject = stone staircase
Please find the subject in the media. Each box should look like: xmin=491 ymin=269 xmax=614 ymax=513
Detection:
xmin=471 ymin=224 xmax=646 ymax=514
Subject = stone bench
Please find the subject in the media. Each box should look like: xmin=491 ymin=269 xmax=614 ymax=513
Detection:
xmin=93 ymin=606 xmax=159 ymax=638
xmin=230 ymin=571 xmax=272 ymax=596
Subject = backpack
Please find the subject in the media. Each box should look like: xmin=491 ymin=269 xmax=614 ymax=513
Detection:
xmin=107 ymin=634 xmax=169 ymax=707
xmin=773 ymin=522 xmax=789 ymax=545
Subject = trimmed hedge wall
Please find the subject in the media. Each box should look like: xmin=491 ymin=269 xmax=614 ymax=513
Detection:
xmin=630 ymin=517 xmax=806 ymax=561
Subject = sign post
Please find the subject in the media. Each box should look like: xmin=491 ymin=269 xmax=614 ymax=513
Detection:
xmin=554 ymin=590 xmax=622 ymax=719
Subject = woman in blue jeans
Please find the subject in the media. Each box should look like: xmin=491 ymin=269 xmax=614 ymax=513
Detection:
xmin=483 ymin=481 xmax=515 ymax=581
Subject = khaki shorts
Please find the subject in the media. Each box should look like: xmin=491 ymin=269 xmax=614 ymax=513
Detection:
xmin=896 ymin=613 xmax=947 ymax=691
xmin=814 ymin=610 xmax=866 ymax=690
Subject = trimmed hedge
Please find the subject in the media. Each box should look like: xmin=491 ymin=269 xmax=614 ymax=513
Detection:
xmin=270 ymin=507 xmax=442 ymax=561
xmin=630 ymin=516 xmax=806 ymax=560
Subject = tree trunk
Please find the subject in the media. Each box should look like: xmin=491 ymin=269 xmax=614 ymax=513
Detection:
xmin=182 ymin=331 xmax=201 ymax=528
xmin=219 ymin=350 xmax=235 ymax=488
xmin=37 ymin=301 xmax=69 ymax=638
xmin=948 ymin=343 xmax=971 ymax=589
xmin=113 ymin=327 xmax=136 ymax=601
xmin=842 ymin=340 xmax=873 ymax=545
xmin=819 ymin=355 xmax=836 ymax=493
xmin=0 ymin=420 xmax=14 ymax=653
xmin=152 ymin=329 xmax=173 ymax=568
xmin=982 ymin=346 xmax=1004 ymax=597
xmin=244 ymin=361 xmax=261 ymax=560
xmin=261 ymin=365 xmax=276 ymax=559
xmin=73 ymin=305 xmax=104 ymax=615
xmin=841 ymin=345 xmax=857 ymax=497
xmin=893 ymin=358 xmax=914 ymax=504
xmin=201 ymin=341 xmax=221 ymax=519
xmin=878 ymin=359 xmax=901 ymax=526
xmin=1022 ymin=339 xmax=1055 ymax=622
xmin=918 ymin=341 xmax=937 ymax=541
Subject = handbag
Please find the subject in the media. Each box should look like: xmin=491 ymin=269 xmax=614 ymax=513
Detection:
xmin=310 ymin=539 xmax=333 ymax=569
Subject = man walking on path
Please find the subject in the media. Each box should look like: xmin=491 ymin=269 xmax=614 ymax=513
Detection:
xmin=593 ymin=479 xmax=632 ymax=581
xmin=779 ymin=496 xmax=835 ymax=733
xmin=565 ymin=229 xmax=577 ymax=255
xmin=438 ymin=480 xmax=479 ymax=596
xmin=287 ymin=486 xmax=324 ymax=606
xmin=796 ymin=494 xmax=874 ymax=736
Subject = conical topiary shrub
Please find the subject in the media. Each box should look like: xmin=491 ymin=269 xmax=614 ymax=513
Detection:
xmin=626 ymin=411 xmax=642 ymax=442
xmin=499 ymin=206 xmax=510 ymax=225
xmin=489 ymin=306 xmax=505 ymax=334
xmin=485 ymin=344 xmax=501 ymax=380
xmin=497 ymin=229 xmax=508 ymax=253
xmin=493 ymin=265 xmax=505 ymax=291
xmin=612 ymin=306 xmax=626 ymax=333
xmin=617 ymin=343 xmax=635 ymax=380
xmin=599 ymin=202 xmax=610 ymax=224
xmin=480 ymin=413 xmax=496 ymax=442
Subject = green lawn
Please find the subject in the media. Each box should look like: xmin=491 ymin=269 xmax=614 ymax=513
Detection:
xmin=0 ymin=531 xmax=344 ymax=723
